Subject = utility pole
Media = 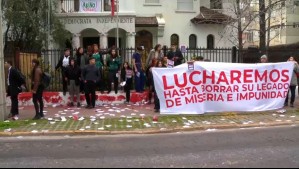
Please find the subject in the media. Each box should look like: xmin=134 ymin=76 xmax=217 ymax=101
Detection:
xmin=0 ymin=0 xmax=8 ymax=121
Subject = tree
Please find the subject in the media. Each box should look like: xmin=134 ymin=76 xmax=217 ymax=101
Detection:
xmin=3 ymin=0 xmax=71 ymax=50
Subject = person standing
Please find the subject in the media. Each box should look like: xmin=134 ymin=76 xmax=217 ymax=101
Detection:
xmin=65 ymin=58 xmax=81 ymax=107
xmin=55 ymin=48 xmax=71 ymax=96
xmin=31 ymin=59 xmax=45 ymax=120
xmin=152 ymin=60 xmax=165 ymax=113
xmin=106 ymin=48 xmax=121 ymax=94
xmin=145 ymin=44 xmax=163 ymax=68
xmin=132 ymin=46 xmax=145 ymax=92
xmin=81 ymin=57 xmax=101 ymax=109
xmin=285 ymin=56 xmax=299 ymax=107
xmin=167 ymin=44 xmax=184 ymax=66
xmin=121 ymin=62 xmax=133 ymax=104
xmin=92 ymin=44 xmax=106 ymax=93
xmin=5 ymin=61 xmax=24 ymax=120
xmin=75 ymin=47 xmax=89 ymax=93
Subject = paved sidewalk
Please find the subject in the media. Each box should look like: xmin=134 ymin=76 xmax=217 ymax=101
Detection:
xmin=1 ymin=101 xmax=299 ymax=136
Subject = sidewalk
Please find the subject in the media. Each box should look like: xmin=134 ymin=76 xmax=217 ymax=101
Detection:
xmin=1 ymin=99 xmax=299 ymax=136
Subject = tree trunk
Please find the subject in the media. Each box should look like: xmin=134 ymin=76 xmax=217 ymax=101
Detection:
xmin=259 ymin=0 xmax=266 ymax=54
xmin=266 ymin=0 xmax=271 ymax=57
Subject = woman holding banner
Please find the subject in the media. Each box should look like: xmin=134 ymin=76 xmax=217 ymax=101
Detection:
xmin=284 ymin=56 xmax=299 ymax=107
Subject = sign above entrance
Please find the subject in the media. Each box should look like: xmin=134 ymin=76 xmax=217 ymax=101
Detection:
xmin=80 ymin=0 xmax=101 ymax=12
xmin=62 ymin=17 xmax=135 ymax=25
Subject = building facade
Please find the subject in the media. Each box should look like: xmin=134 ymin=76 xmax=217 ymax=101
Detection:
xmin=56 ymin=0 xmax=233 ymax=51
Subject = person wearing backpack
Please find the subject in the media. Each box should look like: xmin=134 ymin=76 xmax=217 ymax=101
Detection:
xmin=5 ymin=61 xmax=25 ymax=120
xmin=31 ymin=59 xmax=45 ymax=120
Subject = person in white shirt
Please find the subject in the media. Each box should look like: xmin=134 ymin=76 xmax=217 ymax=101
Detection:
xmin=55 ymin=48 xmax=72 ymax=96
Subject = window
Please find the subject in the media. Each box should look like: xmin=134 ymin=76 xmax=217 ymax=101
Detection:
xmin=171 ymin=34 xmax=179 ymax=46
xmin=189 ymin=34 xmax=197 ymax=49
xmin=104 ymin=0 xmax=117 ymax=12
xmin=210 ymin=0 xmax=222 ymax=9
xmin=245 ymin=32 xmax=253 ymax=43
xmin=207 ymin=35 xmax=214 ymax=49
xmin=177 ymin=0 xmax=193 ymax=11
xmin=145 ymin=0 xmax=160 ymax=4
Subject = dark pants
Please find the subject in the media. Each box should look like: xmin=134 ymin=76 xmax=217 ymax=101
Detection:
xmin=108 ymin=70 xmax=119 ymax=93
xmin=98 ymin=67 xmax=105 ymax=92
xmin=85 ymin=81 xmax=96 ymax=107
xmin=154 ymin=90 xmax=160 ymax=110
xmin=124 ymin=79 xmax=132 ymax=102
xmin=9 ymin=86 xmax=19 ymax=116
xmin=80 ymin=80 xmax=85 ymax=93
xmin=285 ymin=86 xmax=296 ymax=104
xmin=135 ymin=71 xmax=145 ymax=92
xmin=33 ymin=85 xmax=44 ymax=117
xmin=62 ymin=71 xmax=67 ymax=94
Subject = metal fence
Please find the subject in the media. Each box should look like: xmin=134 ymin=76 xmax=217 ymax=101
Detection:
xmin=5 ymin=47 xmax=237 ymax=91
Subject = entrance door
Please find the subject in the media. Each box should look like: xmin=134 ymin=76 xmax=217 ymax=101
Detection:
xmin=108 ymin=37 xmax=122 ymax=48
xmin=135 ymin=30 xmax=153 ymax=52
xmin=83 ymin=37 xmax=100 ymax=49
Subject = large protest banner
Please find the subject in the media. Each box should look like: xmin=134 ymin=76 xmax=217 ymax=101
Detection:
xmin=152 ymin=62 xmax=294 ymax=114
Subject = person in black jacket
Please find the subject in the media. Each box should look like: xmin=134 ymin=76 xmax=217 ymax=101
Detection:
xmin=75 ymin=47 xmax=89 ymax=93
xmin=55 ymin=48 xmax=72 ymax=96
xmin=5 ymin=61 xmax=24 ymax=120
xmin=81 ymin=57 xmax=101 ymax=109
xmin=121 ymin=62 xmax=133 ymax=104
xmin=65 ymin=58 xmax=81 ymax=107
xmin=166 ymin=44 xmax=184 ymax=66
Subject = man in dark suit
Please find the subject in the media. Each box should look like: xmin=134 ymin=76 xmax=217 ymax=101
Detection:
xmin=5 ymin=61 xmax=24 ymax=120
xmin=55 ymin=48 xmax=72 ymax=96
xmin=167 ymin=44 xmax=184 ymax=66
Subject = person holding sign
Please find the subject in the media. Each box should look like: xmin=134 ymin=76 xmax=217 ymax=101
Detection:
xmin=167 ymin=44 xmax=184 ymax=66
xmin=284 ymin=56 xmax=299 ymax=107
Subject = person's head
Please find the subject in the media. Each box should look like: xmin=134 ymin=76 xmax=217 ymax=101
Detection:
xmin=203 ymin=59 xmax=211 ymax=62
xmin=89 ymin=57 xmax=96 ymax=65
xmin=156 ymin=60 xmax=163 ymax=67
xmin=64 ymin=48 xmax=70 ymax=56
xmin=260 ymin=55 xmax=268 ymax=63
xmin=77 ymin=47 xmax=84 ymax=55
xmin=123 ymin=62 xmax=130 ymax=69
xmin=32 ymin=58 xmax=40 ymax=67
xmin=137 ymin=46 xmax=143 ymax=52
xmin=70 ymin=58 xmax=76 ymax=66
xmin=110 ymin=48 xmax=118 ymax=57
xmin=4 ymin=60 xmax=12 ymax=69
xmin=171 ymin=44 xmax=177 ymax=51
xmin=87 ymin=45 xmax=92 ymax=54
xmin=288 ymin=56 xmax=295 ymax=62
xmin=163 ymin=56 xmax=168 ymax=64
xmin=92 ymin=44 xmax=99 ymax=53
xmin=195 ymin=56 xmax=204 ymax=61
xmin=154 ymin=44 xmax=162 ymax=52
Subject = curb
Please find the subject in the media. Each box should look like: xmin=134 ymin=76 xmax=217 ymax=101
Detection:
xmin=0 ymin=121 xmax=298 ymax=137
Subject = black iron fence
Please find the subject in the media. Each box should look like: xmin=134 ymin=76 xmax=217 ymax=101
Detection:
xmin=5 ymin=47 xmax=237 ymax=91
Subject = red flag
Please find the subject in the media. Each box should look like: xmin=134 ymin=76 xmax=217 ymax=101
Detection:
xmin=111 ymin=0 xmax=115 ymax=17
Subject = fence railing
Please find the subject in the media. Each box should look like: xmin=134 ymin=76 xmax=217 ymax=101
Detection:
xmin=5 ymin=47 xmax=236 ymax=91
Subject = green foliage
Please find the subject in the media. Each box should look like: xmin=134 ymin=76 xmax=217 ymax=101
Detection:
xmin=3 ymin=0 xmax=70 ymax=50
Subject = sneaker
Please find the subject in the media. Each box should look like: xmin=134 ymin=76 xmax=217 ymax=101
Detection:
xmin=154 ymin=109 xmax=159 ymax=113
xmin=63 ymin=92 xmax=66 ymax=96
xmin=291 ymin=103 xmax=294 ymax=107
xmin=12 ymin=115 xmax=19 ymax=121
xmin=77 ymin=103 xmax=81 ymax=107
xmin=124 ymin=101 xmax=129 ymax=104
xmin=284 ymin=103 xmax=288 ymax=107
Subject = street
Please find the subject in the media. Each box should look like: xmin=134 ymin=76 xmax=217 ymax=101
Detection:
xmin=0 ymin=126 xmax=299 ymax=168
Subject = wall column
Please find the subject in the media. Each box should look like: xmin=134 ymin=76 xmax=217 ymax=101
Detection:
xmin=126 ymin=32 xmax=136 ymax=63
xmin=99 ymin=32 xmax=108 ymax=49
xmin=72 ymin=33 xmax=81 ymax=50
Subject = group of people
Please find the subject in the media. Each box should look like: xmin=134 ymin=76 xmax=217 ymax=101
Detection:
xmin=5 ymin=59 xmax=44 ymax=120
xmin=53 ymin=43 xmax=186 ymax=112
xmin=7 ymin=43 xmax=299 ymax=120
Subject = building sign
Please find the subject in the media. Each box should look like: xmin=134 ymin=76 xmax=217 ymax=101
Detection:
xmin=80 ymin=0 xmax=101 ymax=12
xmin=62 ymin=17 xmax=135 ymax=25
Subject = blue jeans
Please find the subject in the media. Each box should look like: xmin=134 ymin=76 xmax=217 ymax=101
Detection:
xmin=135 ymin=71 xmax=145 ymax=92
